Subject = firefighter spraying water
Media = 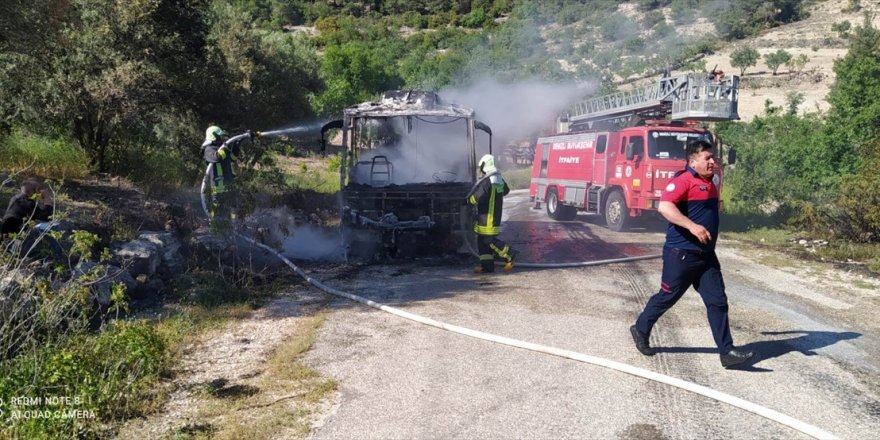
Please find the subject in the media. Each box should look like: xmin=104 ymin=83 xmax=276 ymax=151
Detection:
xmin=199 ymin=123 xmax=325 ymax=225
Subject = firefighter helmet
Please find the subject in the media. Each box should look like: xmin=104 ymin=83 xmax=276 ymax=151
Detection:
xmin=477 ymin=154 xmax=497 ymax=175
xmin=204 ymin=126 xmax=226 ymax=143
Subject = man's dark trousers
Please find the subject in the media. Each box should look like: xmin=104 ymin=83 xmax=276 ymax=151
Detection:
xmin=635 ymin=246 xmax=734 ymax=353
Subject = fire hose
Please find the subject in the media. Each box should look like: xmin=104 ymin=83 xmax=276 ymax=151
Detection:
xmin=197 ymin=144 xmax=837 ymax=440
xmin=461 ymin=177 xmax=662 ymax=267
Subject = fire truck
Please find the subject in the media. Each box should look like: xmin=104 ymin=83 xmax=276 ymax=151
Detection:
xmin=529 ymin=73 xmax=740 ymax=231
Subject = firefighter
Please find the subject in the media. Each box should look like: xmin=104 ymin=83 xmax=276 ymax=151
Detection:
xmin=629 ymin=140 xmax=755 ymax=369
xmin=202 ymin=125 xmax=241 ymax=221
xmin=467 ymin=154 xmax=518 ymax=273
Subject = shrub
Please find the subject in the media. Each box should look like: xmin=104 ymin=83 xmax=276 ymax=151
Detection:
xmin=832 ymin=20 xmax=852 ymax=39
xmin=106 ymin=142 xmax=195 ymax=193
xmin=0 ymin=130 xmax=90 ymax=179
xmin=764 ymin=49 xmax=793 ymax=75
xmin=824 ymin=145 xmax=880 ymax=242
xmin=460 ymin=7 xmax=489 ymax=28
xmin=0 ymin=321 xmax=167 ymax=438
xmin=327 ymin=154 xmax=342 ymax=172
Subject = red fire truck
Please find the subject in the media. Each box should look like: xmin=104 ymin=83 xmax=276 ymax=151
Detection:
xmin=529 ymin=73 xmax=740 ymax=231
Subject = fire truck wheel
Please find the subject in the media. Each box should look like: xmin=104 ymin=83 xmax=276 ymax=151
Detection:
xmin=546 ymin=188 xmax=576 ymax=221
xmin=604 ymin=190 xmax=629 ymax=232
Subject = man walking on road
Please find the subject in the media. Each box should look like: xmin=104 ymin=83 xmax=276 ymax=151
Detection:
xmin=630 ymin=140 xmax=755 ymax=369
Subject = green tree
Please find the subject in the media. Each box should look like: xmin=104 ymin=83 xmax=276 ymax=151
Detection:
xmin=785 ymin=91 xmax=804 ymax=115
xmin=715 ymin=113 xmax=828 ymax=209
xmin=0 ymin=0 xmax=320 ymax=176
xmin=710 ymin=0 xmax=809 ymax=40
xmin=825 ymin=13 xmax=880 ymax=158
xmin=786 ymin=53 xmax=809 ymax=76
xmin=764 ymin=49 xmax=792 ymax=75
xmin=205 ymin=4 xmax=321 ymax=131
xmin=730 ymin=46 xmax=760 ymax=76
xmin=0 ymin=0 xmax=215 ymax=171
xmin=310 ymin=41 xmax=403 ymax=116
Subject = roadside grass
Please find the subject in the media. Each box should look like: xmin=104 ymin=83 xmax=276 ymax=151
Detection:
xmin=111 ymin=146 xmax=194 ymax=194
xmin=0 ymin=130 xmax=90 ymax=178
xmin=503 ymin=167 xmax=532 ymax=190
xmin=269 ymin=152 xmax=340 ymax=194
xmin=721 ymin=181 xmax=880 ymax=275
xmin=723 ymin=226 xmax=880 ymax=275
xmin=186 ymin=310 xmax=337 ymax=440
xmin=284 ymin=167 xmax=340 ymax=194
xmin=814 ymin=242 xmax=880 ymax=274
xmin=0 ymin=264 xmax=294 ymax=439
xmin=724 ymin=226 xmax=794 ymax=246
xmin=0 ymin=320 xmax=170 ymax=439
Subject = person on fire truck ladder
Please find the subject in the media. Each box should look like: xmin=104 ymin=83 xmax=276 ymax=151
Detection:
xmin=467 ymin=154 xmax=519 ymax=273
xmin=202 ymin=125 xmax=241 ymax=222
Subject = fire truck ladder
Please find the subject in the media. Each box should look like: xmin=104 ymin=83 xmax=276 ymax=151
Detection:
xmin=566 ymin=73 xmax=739 ymax=129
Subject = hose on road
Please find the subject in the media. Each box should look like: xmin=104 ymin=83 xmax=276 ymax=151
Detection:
xmin=199 ymin=164 xmax=838 ymax=440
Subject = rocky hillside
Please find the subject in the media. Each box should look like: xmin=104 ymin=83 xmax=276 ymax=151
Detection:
xmin=698 ymin=0 xmax=878 ymax=120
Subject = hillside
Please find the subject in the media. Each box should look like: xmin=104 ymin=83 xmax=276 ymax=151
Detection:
xmin=700 ymin=0 xmax=880 ymax=120
xmin=541 ymin=0 xmax=878 ymax=121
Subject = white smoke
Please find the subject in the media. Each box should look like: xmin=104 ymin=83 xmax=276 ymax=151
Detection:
xmin=440 ymin=77 xmax=596 ymax=147
xmin=281 ymin=224 xmax=344 ymax=261
xmin=350 ymin=116 xmax=472 ymax=185
xmin=246 ymin=207 xmax=344 ymax=262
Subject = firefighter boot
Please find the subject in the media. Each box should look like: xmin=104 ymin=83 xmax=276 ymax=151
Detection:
xmin=474 ymin=261 xmax=495 ymax=273
xmin=503 ymin=249 xmax=519 ymax=271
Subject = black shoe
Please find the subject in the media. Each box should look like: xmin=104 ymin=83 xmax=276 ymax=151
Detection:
xmin=720 ymin=348 xmax=755 ymax=369
xmin=630 ymin=325 xmax=654 ymax=356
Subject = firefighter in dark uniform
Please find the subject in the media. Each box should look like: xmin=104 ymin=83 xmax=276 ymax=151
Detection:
xmin=630 ymin=140 xmax=755 ymax=369
xmin=467 ymin=154 xmax=518 ymax=273
xmin=202 ymin=125 xmax=240 ymax=221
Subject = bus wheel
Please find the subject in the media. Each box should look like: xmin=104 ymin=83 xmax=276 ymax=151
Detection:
xmin=604 ymin=191 xmax=629 ymax=232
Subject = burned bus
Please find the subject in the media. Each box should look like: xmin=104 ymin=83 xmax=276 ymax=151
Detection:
xmin=321 ymin=91 xmax=493 ymax=259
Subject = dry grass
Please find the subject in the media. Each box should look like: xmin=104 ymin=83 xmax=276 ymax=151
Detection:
xmin=185 ymin=309 xmax=337 ymax=440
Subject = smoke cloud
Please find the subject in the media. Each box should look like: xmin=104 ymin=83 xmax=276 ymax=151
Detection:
xmin=246 ymin=207 xmax=344 ymax=262
xmin=281 ymin=224 xmax=344 ymax=261
xmin=441 ymin=77 xmax=595 ymax=147
xmin=351 ymin=116 xmax=472 ymax=185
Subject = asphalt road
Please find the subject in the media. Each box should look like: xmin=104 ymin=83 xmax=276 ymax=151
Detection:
xmin=302 ymin=191 xmax=880 ymax=439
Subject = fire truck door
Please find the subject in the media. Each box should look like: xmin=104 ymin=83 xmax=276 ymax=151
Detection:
xmin=592 ymin=134 xmax=609 ymax=186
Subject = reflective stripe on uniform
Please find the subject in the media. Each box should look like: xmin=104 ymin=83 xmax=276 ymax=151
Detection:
xmin=474 ymin=224 xmax=501 ymax=235
xmin=486 ymin=186 xmax=496 ymax=228
xmin=490 ymin=243 xmax=511 ymax=261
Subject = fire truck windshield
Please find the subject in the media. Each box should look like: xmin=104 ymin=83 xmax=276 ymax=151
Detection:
xmin=648 ymin=130 xmax=713 ymax=160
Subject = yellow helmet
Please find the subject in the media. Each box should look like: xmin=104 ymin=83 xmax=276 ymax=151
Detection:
xmin=477 ymin=154 xmax=497 ymax=174
xmin=204 ymin=125 xmax=226 ymax=143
